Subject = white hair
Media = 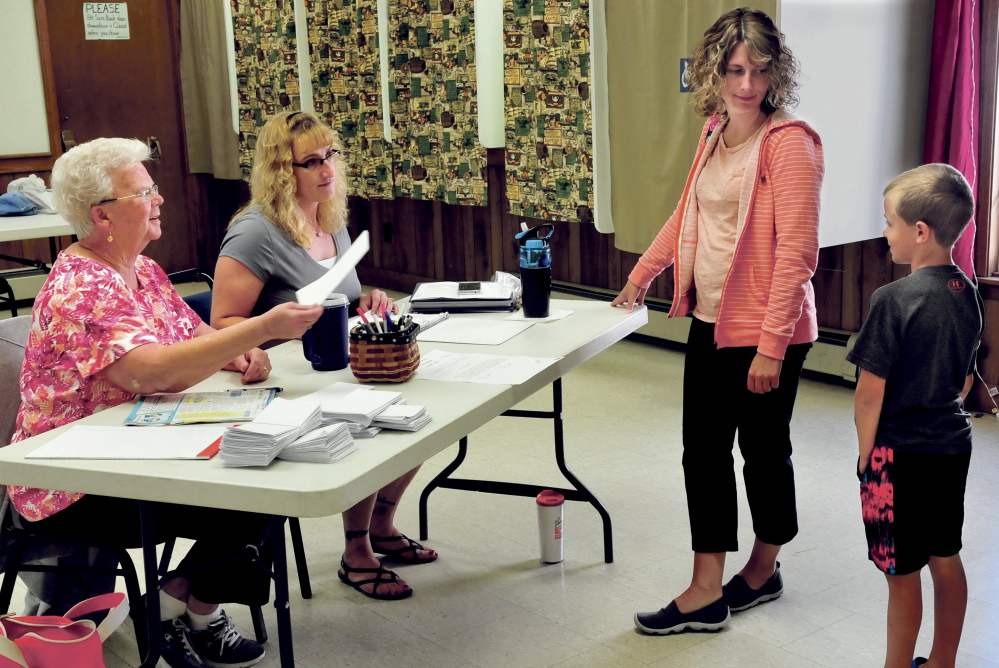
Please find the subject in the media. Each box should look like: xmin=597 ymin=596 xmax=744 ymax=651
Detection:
xmin=51 ymin=138 xmax=150 ymax=239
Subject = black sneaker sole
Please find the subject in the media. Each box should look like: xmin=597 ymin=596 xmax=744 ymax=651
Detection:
xmin=728 ymin=587 xmax=783 ymax=612
xmin=633 ymin=609 xmax=730 ymax=635
xmin=201 ymin=652 xmax=265 ymax=668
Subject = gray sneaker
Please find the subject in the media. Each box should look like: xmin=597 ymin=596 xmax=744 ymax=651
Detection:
xmin=187 ymin=610 xmax=265 ymax=668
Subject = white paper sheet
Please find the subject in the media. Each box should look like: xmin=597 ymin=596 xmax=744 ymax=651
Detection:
xmin=26 ymin=425 xmax=227 ymax=459
xmin=503 ymin=308 xmax=573 ymax=323
xmin=299 ymin=382 xmax=374 ymax=404
xmin=416 ymin=318 xmax=533 ymax=345
xmin=414 ymin=348 xmax=560 ymax=384
xmin=295 ymin=230 xmax=370 ymax=304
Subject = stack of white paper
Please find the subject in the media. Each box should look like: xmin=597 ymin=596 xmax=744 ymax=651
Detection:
xmin=371 ymin=405 xmax=432 ymax=432
xmin=314 ymin=388 xmax=404 ymax=427
xmin=220 ymin=398 xmax=323 ymax=467
xmin=344 ymin=422 xmax=382 ymax=439
xmin=277 ymin=423 xmax=356 ymax=463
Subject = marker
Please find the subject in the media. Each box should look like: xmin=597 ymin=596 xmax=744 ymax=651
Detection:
xmin=356 ymin=308 xmax=376 ymax=334
xmin=384 ymin=310 xmax=395 ymax=331
xmin=259 ymin=386 xmax=284 ymax=393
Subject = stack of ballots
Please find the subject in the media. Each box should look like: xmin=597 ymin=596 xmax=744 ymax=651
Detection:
xmin=220 ymin=398 xmax=322 ymax=467
xmin=277 ymin=422 xmax=355 ymax=463
xmin=300 ymin=382 xmax=432 ymax=437
xmin=371 ymin=405 xmax=432 ymax=431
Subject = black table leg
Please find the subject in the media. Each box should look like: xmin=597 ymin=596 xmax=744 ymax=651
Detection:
xmin=418 ymin=379 xmax=614 ymax=562
xmin=419 ymin=436 xmax=469 ymax=542
xmin=287 ymin=517 xmax=312 ymax=599
xmin=269 ymin=515 xmax=295 ymax=668
xmin=137 ymin=501 xmax=161 ymax=668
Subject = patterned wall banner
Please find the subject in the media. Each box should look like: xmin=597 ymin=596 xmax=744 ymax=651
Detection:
xmin=231 ymin=0 xmax=302 ymax=180
xmin=307 ymin=0 xmax=395 ymax=199
xmin=503 ymin=0 xmax=594 ymax=221
xmin=387 ymin=0 xmax=488 ymax=205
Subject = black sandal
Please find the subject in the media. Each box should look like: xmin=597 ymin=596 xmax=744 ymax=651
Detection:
xmin=337 ymin=557 xmax=413 ymax=600
xmin=370 ymin=534 xmax=438 ymax=565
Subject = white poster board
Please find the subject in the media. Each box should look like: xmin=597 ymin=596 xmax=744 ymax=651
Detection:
xmin=83 ymin=2 xmax=130 ymax=40
xmin=781 ymin=0 xmax=934 ymax=248
xmin=0 ymin=0 xmax=50 ymax=156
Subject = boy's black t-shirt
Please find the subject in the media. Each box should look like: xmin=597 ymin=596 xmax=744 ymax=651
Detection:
xmin=847 ymin=265 xmax=983 ymax=454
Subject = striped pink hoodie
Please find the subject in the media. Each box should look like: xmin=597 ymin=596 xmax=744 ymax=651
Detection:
xmin=628 ymin=110 xmax=823 ymax=360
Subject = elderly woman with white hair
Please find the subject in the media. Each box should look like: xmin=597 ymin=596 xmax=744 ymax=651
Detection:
xmin=7 ymin=138 xmax=324 ymax=668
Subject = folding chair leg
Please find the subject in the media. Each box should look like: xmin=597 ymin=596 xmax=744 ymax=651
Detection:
xmin=287 ymin=518 xmax=311 ymax=599
xmin=158 ymin=538 xmax=176 ymax=576
xmin=0 ymin=540 xmax=28 ymax=612
xmin=250 ymin=604 xmax=268 ymax=644
xmin=111 ymin=545 xmax=148 ymax=659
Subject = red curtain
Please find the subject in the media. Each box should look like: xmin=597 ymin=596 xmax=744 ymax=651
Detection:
xmin=923 ymin=0 xmax=981 ymax=277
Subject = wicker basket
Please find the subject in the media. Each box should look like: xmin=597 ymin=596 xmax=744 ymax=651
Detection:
xmin=349 ymin=322 xmax=421 ymax=383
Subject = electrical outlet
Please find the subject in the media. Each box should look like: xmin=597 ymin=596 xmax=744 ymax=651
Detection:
xmin=990 ymin=387 xmax=998 ymax=397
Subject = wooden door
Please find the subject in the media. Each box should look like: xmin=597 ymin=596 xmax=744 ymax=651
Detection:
xmin=43 ymin=0 xmax=194 ymax=272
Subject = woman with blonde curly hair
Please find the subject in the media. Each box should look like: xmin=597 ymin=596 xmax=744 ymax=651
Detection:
xmin=612 ymin=8 xmax=824 ymax=634
xmin=214 ymin=111 xmax=394 ymax=325
xmin=214 ymin=112 xmax=435 ymax=602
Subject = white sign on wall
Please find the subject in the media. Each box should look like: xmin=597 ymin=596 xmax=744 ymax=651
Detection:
xmin=83 ymin=3 xmax=129 ymax=40
xmin=780 ymin=0 xmax=934 ymax=248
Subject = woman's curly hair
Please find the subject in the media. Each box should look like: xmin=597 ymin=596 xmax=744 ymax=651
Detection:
xmin=686 ymin=8 xmax=799 ymax=118
xmin=230 ymin=111 xmax=348 ymax=248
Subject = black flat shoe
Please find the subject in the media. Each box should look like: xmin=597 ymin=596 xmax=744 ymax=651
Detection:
xmin=723 ymin=561 xmax=784 ymax=612
xmin=634 ymin=598 xmax=730 ymax=635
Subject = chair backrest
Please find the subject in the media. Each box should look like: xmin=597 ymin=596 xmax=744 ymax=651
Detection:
xmin=0 ymin=316 xmax=32 ymax=447
xmin=183 ymin=291 xmax=213 ymax=324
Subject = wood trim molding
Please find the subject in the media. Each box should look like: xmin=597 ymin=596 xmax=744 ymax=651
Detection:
xmin=977 ymin=0 xmax=998 ymax=274
xmin=0 ymin=0 xmax=62 ymax=175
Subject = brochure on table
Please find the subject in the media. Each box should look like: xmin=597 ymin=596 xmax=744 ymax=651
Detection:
xmin=123 ymin=388 xmax=277 ymax=426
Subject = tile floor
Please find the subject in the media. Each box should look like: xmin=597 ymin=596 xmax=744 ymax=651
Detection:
xmin=23 ymin=335 xmax=996 ymax=667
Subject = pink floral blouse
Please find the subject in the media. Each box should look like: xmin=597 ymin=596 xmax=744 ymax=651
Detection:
xmin=9 ymin=253 xmax=200 ymax=521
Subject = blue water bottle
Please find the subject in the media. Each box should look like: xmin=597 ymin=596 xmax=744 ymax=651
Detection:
xmin=517 ymin=223 xmax=554 ymax=319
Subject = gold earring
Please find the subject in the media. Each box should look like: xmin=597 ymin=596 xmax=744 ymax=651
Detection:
xmin=107 ymin=234 xmax=113 ymax=243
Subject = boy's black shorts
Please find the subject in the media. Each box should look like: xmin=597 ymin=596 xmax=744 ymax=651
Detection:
xmin=858 ymin=445 xmax=971 ymax=575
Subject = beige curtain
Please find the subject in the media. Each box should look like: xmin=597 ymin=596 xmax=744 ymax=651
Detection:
xmin=608 ymin=1 xmax=777 ymax=254
xmin=180 ymin=0 xmax=241 ymax=180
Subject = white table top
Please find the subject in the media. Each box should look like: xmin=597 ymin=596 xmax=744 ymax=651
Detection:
xmin=0 ymin=300 xmax=647 ymax=518
xmin=0 ymin=212 xmax=74 ymax=243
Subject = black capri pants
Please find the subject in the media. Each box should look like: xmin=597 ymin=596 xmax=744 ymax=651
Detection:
xmin=682 ymin=317 xmax=811 ymax=553
xmin=24 ymin=495 xmax=273 ymax=606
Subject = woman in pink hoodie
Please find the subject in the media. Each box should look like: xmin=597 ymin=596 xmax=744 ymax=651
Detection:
xmin=616 ymin=8 xmax=824 ymax=635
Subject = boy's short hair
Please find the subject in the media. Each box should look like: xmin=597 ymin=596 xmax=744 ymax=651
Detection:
xmin=883 ymin=163 xmax=974 ymax=247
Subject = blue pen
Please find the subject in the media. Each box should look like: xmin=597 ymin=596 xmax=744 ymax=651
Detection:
xmin=384 ymin=310 xmax=395 ymax=331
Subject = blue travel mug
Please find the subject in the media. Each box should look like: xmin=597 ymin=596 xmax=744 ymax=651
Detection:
xmin=301 ymin=293 xmax=349 ymax=371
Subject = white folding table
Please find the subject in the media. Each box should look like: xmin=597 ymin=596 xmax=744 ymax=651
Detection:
xmin=0 ymin=299 xmax=648 ymax=667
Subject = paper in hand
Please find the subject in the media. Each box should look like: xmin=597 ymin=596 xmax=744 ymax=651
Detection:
xmin=295 ymin=230 xmax=370 ymax=305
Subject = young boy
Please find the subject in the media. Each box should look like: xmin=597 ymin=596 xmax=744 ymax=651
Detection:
xmin=847 ymin=163 xmax=982 ymax=668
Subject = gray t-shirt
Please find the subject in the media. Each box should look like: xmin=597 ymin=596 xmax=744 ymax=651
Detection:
xmin=846 ymin=265 xmax=983 ymax=454
xmin=219 ymin=206 xmax=362 ymax=316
